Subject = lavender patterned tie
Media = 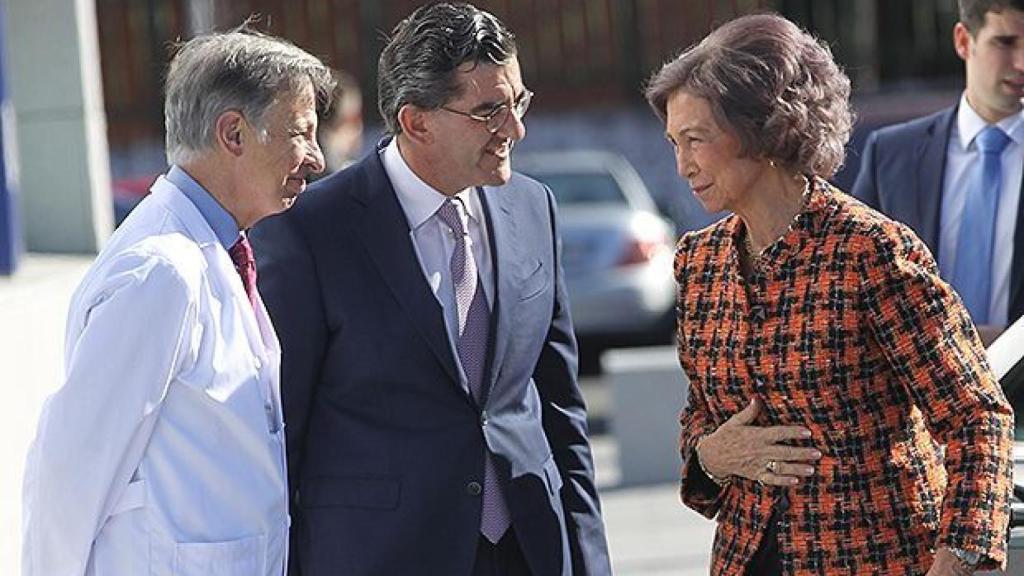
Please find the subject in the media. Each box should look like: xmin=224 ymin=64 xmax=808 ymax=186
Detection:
xmin=437 ymin=198 xmax=511 ymax=544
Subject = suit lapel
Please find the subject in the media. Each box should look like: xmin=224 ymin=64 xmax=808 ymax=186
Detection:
xmin=354 ymin=152 xmax=462 ymax=387
xmin=913 ymin=106 xmax=956 ymax=253
xmin=479 ymin=185 xmax=518 ymax=404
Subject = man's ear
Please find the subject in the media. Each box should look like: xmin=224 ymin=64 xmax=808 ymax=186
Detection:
xmin=215 ymin=110 xmax=246 ymax=156
xmin=953 ymin=22 xmax=973 ymax=62
xmin=397 ymin=104 xmax=433 ymax=145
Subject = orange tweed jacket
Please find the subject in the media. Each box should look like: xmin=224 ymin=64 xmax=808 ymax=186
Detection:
xmin=674 ymin=179 xmax=1014 ymax=575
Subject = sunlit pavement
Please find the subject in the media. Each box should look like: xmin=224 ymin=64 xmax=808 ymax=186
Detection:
xmin=583 ymin=377 xmax=715 ymax=575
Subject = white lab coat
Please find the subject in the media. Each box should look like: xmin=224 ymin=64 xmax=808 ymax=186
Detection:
xmin=22 ymin=177 xmax=289 ymax=576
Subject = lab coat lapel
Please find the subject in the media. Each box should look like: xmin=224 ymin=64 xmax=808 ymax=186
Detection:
xmin=150 ymin=178 xmax=270 ymax=364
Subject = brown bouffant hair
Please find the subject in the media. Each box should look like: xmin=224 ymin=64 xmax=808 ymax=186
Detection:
xmin=645 ymin=13 xmax=854 ymax=178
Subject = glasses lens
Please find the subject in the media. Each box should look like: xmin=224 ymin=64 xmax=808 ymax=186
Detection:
xmin=485 ymin=106 xmax=510 ymax=133
xmin=515 ymin=91 xmax=533 ymax=118
xmin=483 ymin=91 xmax=532 ymax=133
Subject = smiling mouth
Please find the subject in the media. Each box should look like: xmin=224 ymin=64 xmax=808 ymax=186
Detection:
xmin=1005 ymin=79 xmax=1024 ymax=93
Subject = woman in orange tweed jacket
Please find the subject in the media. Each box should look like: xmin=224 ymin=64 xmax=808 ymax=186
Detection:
xmin=644 ymin=13 xmax=1014 ymax=576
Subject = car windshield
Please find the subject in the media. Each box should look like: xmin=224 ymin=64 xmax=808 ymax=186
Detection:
xmin=527 ymin=173 xmax=629 ymax=207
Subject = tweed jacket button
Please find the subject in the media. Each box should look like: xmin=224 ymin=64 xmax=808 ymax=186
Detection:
xmin=467 ymin=481 xmax=482 ymax=496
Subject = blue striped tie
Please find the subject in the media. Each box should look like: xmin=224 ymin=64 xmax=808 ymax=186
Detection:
xmin=951 ymin=125 xmax=1010 ymax=324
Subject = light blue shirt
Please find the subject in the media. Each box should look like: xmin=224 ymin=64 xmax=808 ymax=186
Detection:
xmin=166 ymin=165 xmax=242 ymax=250
xmin=940 ymin=95 xmax=1024 ymax=325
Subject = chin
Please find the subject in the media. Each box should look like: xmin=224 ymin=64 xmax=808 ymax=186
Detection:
xmin=695 ymin=197 xmax=723 ymax=214
xmin=488 ymin=164 xmax=513 ymax=186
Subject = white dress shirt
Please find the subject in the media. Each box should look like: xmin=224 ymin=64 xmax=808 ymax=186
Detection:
xmin=381 ymin=139 xmax=495 ymax=389
xmin=939 ymin=94 xmax=1023 ymax=325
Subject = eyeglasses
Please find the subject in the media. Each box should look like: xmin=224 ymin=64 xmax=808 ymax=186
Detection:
xmin=440 ymin=89 xmax=533 ymax=134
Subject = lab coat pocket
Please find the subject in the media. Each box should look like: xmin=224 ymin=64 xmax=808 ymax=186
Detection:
xmin=174 ymin=533 xmax=266 ymax=576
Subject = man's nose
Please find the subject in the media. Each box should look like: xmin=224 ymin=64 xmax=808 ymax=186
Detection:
xmin=307 ymin=139 xmax=325 ymax=174
xmin=499 ymin=110 xmax=526 ymax=142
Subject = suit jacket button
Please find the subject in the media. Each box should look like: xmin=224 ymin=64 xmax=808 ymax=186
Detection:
xmin=480 ymin=410 xmax=488 ymax=427
xmin=467 ymin=481 xmax=482 ymax=496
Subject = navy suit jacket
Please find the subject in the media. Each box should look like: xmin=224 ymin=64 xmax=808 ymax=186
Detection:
xmin=251 ymin=145 xmax=611 ymax=576
xmin=852 ymin=104 xmax=1024 ymax=324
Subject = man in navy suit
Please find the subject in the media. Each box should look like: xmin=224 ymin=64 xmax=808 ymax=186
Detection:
xmin=853 ymin=0 xmax=1024 ymax=346
xmin=250 ymin=3 xmax=611 ymax=575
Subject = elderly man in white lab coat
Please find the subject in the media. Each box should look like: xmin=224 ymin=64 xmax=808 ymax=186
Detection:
xmin=21 ymin=27 xmax=332 ymax=576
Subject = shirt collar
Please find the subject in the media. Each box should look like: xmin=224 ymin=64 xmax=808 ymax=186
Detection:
xmin=956 ymin=92 xmax=1024 ymax=150
xmin=166 ymin=165 xmax=241 ymax=250
xmin=381 ymin=138 xmax=480 ymax=231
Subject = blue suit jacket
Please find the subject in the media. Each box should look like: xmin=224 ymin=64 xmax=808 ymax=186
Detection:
xmin=852 ymin=104 xmax=1024 ymax=323
xmin=250 ymin=145 xmax=611 ymax=576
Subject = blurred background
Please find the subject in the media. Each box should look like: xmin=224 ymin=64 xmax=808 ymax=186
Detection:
xmin=93 ymin=0 xmax=968 ymax=230
xmin=0 ymin=0 xmax=972 ymax=295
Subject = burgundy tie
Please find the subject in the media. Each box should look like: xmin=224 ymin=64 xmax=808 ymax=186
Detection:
xmin=229 ymin=235 xmax=258 ymax=310
xmin=436 ymin=198 xmax=511 ymax=544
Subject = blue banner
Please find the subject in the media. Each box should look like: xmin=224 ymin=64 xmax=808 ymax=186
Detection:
xmin=0 ymin=0 xmax=20 ymax=276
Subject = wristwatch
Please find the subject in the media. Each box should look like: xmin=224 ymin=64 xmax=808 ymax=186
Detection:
xmin=948 ymin=547 xmax=981 ymax=570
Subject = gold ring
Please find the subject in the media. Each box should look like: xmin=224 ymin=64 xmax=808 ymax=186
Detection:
xmin=766 ymin=460 xmax=778 ymax=474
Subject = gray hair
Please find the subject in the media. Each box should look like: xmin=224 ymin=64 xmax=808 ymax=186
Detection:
xmin=645 ymin=13 xmax=854 ymax=178
xmin=377 ymin=2 xmax=517 ymax=135
xmin=164 ymin=25 xmax=334 ymax=165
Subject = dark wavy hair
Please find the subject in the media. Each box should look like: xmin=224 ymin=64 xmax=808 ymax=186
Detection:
xmin=644 ymin=13 xmax=854 ymax=178
xmin=959 ymin=0 xmax=1024 ymax=34
xmin=377 ymin=2 xmax=517 ymax=135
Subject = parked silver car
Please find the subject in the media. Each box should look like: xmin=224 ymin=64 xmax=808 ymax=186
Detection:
xmin=515 ymin=151 xmax=677 ymax=371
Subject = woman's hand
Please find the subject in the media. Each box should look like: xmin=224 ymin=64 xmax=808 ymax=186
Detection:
xmin=925 ymin=548 xmax=974 ymax=575
xmin=696 ymin=398 xmax=822 ymax=486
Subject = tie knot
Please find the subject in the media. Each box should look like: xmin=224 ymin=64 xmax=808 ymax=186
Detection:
xmin=229 ymin=236 xmax=254 ymax=269
xmin=437 ymin=198 xmax=467 ymax=237
xmin=977 ymin=125 xmax=1010 ymax=154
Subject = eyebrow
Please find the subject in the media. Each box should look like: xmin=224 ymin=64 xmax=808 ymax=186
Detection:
xmin=469 ymin=88 xmax=527 ymax=115
xmin=671 ymin=124 xmax=710 ymax=139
